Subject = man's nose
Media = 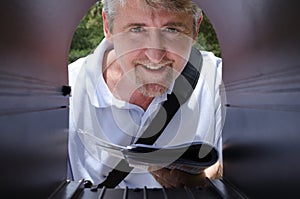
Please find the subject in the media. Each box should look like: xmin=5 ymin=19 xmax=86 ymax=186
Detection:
xmin=144 ymin=48 xmax=166 ymax=63
xmin=144 ymin=29 xmax=166 ymax=63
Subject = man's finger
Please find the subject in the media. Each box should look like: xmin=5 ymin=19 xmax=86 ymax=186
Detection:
xmin=150 ymin=171 xmax=174 ymax=188
xmin=170 ymin=169 xmax=206 ymax=188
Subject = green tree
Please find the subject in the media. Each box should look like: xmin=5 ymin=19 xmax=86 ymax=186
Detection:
xmin=69 ymin=3 xmax=221 ymax=63
xmin=196 ymin=14 xmax=221 ymax=57
xmin=69 ymin=2 xmax=104 ymax=63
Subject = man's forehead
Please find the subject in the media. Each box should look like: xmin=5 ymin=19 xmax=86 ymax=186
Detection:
xmin=112 ymin=0 xmax=194 ymax=34
xmin=117 ymin=0 xmax=190 ymax=14
xmin=116 ymin=1 xmax=192 ymax=20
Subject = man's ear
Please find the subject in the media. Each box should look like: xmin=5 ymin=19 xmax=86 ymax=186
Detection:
xmin=102 ymin=10 xmax=113 ymax=41
xmin=193 ymin=14 xmax=203 ymax=42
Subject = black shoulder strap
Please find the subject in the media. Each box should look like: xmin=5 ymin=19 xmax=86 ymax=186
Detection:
xmin=96 ymin=46 xmax=202 ymax=188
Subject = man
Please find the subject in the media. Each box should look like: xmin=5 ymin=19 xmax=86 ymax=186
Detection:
xmin=68 ymin=0 xmax=223 ymax=188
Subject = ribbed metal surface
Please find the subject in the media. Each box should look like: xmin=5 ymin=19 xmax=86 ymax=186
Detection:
xmin=79 ymin=186 xmax=221 ymax=199
xmin=50 ymin=179 xmax=247 ymax=199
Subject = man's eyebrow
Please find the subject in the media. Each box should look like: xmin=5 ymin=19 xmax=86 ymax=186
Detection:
xmin=122 ymin=22 xmax=190 ymax=32
xmin=124 ymin=22 xmax=188 ymax=28
xmin=123 ymin=23 xmax=146 ymax=29
xmin=163 ymin=22 xmax=189 ymax=29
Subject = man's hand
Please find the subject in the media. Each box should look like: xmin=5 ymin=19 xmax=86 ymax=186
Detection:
xmin=148 ymin=167 xmax=206 ymax=188
xmin=204 ymin=160 xmax=223 ymax=179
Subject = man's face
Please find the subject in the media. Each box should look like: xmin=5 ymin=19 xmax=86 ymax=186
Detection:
xmin=104 ymin=0 xmax=196 ymax=97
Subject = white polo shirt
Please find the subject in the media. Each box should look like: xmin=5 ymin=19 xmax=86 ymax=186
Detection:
xmin=68 ymin=38 xmax=223 ymax=188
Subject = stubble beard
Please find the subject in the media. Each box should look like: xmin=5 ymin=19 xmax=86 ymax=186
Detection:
xmin=135 ymin=66 xmax=174 ymax=97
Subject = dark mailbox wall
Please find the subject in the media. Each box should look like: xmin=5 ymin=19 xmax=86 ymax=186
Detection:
xmin=0 ymin=0 xmax=96 ymax=198
xmin=196 ymin=0 xmax=300 ymax=198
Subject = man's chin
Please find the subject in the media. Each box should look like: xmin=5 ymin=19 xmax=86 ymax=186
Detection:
xmin=138 ymin=84 xmax=168 ymax=97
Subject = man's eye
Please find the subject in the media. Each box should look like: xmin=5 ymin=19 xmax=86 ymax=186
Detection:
xmin=164 ymin=27 xmax=179 ymax=33
xmin=130 ymin=27 xmax=144 ymax=33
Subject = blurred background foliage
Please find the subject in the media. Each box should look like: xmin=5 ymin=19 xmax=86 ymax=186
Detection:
xmin=69 ymin=2 xmax=220 ymax=63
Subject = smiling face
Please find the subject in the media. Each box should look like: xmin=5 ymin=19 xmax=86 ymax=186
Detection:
xmin=103 ymin=0 xmax=197 ymax=97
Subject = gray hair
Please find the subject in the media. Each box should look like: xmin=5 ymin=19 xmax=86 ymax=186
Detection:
xmin=101 ymin=0 xmax=202 ymax=35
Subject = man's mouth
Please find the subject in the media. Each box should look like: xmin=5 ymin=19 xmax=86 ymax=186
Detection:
xmin=143 ymin=64 xmax=164 ymax=70
xmin=137 ymin=61 xmax=173 ymax=71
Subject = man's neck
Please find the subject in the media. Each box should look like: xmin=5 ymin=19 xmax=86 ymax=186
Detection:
xmin=102 ymin=49 xmax=154 ymax=111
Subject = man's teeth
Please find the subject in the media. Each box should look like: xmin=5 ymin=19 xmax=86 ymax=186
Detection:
xmin=144 ymin=64 xmax=164 ymax=70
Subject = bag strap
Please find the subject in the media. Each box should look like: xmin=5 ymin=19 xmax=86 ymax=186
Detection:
xmin=97 ymin=46 xmax=203 ymax=188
